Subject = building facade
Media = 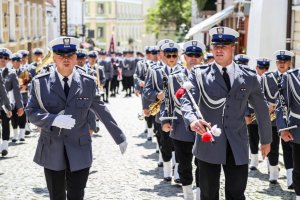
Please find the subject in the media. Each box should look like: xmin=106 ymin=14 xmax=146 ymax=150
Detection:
xmin=292 ymin=0 xmax=300 ymax=67
xmin=0 ymin=0 xmax=46 ymax=56
xmin=84 ymin=0 xmax=145 ymax=51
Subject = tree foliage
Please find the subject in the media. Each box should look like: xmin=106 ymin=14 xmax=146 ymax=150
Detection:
xmin=146 ymin=0 xmax=191 ymax=38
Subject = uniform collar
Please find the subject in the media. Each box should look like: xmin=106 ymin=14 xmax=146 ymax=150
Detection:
xmin=56 ymin=68 xmax=74 ymax=87
xmin=214 ymin=61 xmax=234 ymax=75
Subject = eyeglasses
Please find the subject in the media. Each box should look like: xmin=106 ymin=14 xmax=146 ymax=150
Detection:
xmin=165 ymin=54 xmax=178 ymax=59
xmin=186 ymin=53 xmax=202 ymax=58
xmin=0 ymin=56 xmax=9 ymax=60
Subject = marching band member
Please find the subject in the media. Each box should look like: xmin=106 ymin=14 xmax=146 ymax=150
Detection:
xmin=180 ymin=27 xmax=272 ymax=200
xmin=11 ymin=53 xmax=30 ymax=142
xmin=245 ymin=58 xmax=271 ymax=170
xmin=25 ymin=37 xmax=127 ymax=200
xmin=263 ymin=50 xmax=294 ymax=188
xmin=275 ymin=57 xmax=300 ymax=199
xmin=160 ymin=40 xmax=205 ymax=200
xmin=98 ymin=50 xmax=113 ymax=103
xmin=204 ymin=52 xmax=214 ymax=64
xmin=28 ymin=48 xmax=44 ymax=78
xmin=144 ymin=39 xmax=179 ymax=182
xmin=0 ymin=49 xmax=23 ymax=156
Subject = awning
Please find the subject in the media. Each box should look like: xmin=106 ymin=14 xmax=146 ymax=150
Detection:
xmin=185 ymin=5 xmax=235 ymax=39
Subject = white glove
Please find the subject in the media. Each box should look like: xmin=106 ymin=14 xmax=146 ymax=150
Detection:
xmin=52 ymin=115 xmax=76 ymax=129
xmin=119 ymin=140 xmax=128 ymax=154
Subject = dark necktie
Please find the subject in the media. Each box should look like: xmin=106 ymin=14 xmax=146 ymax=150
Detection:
xmin=222 ymin=68 xmax=231 ymax=91
xmin=63 ymin=77 xmax=70 ymax=97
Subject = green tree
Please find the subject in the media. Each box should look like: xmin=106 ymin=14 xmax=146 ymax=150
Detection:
xmin=146 ymin=0 xmax=191 ymax=39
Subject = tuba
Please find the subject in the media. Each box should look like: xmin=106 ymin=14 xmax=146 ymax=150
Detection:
xmin=35 ymin=51 xmax=53 ymax=74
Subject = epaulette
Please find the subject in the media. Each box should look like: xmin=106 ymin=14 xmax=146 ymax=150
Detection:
xmin=75 ymin=66 xmax=86 ymax=73
xmin=81 ymin=73 xmax=96 ymax=80
xmin=241 ymin=67 xmax=256 ymax=74
xmin=287 ymin=68 xmax=299 ymax=74
xmin=35 ymin=72 xmax=50 ymax=79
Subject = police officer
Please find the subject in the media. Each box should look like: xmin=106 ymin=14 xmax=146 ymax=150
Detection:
xmin=28 ymin=48 xmax=44 ymax=78
xmin=0 ymin=49 xmax=23 ymax=156
xmin=25 ymin=37 xmax=128 ymax=200
xmin=110 ymin=51 xmax=120 ymax=97
xmin=234 ymin=54 xmax=250 ymax=66
xmin=11 ymin=53 xmax=29 ymax=142
xmin=204 ymin=52 xmax=214 ymax=64
xmin=180 ymin=27 xmax=272 ymax=200
xmin=161 ymin=40 xmax=205 ymax=200
xmin=98 ymin=50 xmax=113 ymax=103
xmin=263 ymin=50 xmax=294 ymax=188
xmin=144 ymin=39 xmax=179 ymax=182
xmin=75 ymin=49 xmax=88 ymax=70
xmin=276 ymin=60 xmax=300 ymax=200
xmin=245 ymin=58 xmax=271 ymax=170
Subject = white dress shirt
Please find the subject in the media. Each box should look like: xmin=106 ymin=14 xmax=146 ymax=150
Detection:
xmin=215 ymin=61 xmax=235 ymax=87
xmin=56 ymin=69 xmax=74 ymax=89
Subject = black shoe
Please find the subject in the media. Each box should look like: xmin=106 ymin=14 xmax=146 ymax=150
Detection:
xmin=12 ymin=139 xmax=17 ymax=143
xmin=250 ymin=166 xmax=257 ymax=170
xmin=25 ymin=131 xmax=31 ymax=135
xmin=163 ymin=177 xmax=172 ymax=182
xmin=20 ymin=138 xmax=25 ymax=142
xmin=174 ymin=179 xmax=181 ymax=184
xmin=288 ymin=184 xmax=294 ymax=190
xmin=1 ymin=150 xmax=8 ymax=157
xmin=270 ymin=180 xmax=278 ymax=184
xmin=158 ymin=162 xmax=163 ymax=167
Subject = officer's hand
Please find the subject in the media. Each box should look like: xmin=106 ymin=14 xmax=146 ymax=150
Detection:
xmin=134 ymin=90 xmax=140 ymax=97
xmin=157 ymin=92 xmax=165 ymax=101
xmin=6 ymin=111 xmax=12 ymax=118
xmin=280 ymin=130 xmax=294 ymax=142
xmin=268 ymin=104 xmax=275 ymax=114
xmin=190 ymin=119 xmax=211 ymax=135
xmin=144 ymin=109 xmax=150 ymax=117
xmin=17 ymin=108 xmax=24 ymax=116
xmin=119 ymin=140 xmax=128 ymax=154
xmin=260 ymin=144 xmax=270 ymax=160
xmin=52 ymin=115 xmax=76 ymax=129
xmin=245 ymin=116 xmax=251 ymax=125
xmin=139 ymin=81 xmax=145 ymax=87
xmin=162 ymin=123 xmax=172 ymax=132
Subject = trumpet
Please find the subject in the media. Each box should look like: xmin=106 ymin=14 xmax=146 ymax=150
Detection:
xmin=250 ymin=112 xmax=276 ymax=123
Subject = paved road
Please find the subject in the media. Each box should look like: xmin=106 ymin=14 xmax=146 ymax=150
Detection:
xmin=0 ymin=93 xmax=297 ymax=199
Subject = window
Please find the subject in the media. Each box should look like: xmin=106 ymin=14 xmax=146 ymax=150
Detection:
xmin=97 ymin=3 xmax=104 ymax=14
xmin=97 ymin=27 xmax=103 ymax=38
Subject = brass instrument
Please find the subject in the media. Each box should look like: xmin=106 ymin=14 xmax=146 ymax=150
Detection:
xmin=92 ymin=64 xmax=104 ymax=94
xmin=18 ymin=70 xmax=31 ymax=92
xmin=250 ymin=112 xmax=276 ymax=123
xmin=149 ymin=99 xmax=162 ymax=116
xmin=35 ymin=51 xmax=53 ymax=74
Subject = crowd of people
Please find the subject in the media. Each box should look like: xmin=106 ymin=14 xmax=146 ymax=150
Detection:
xmin=0 ymin=25 xmax=300 ymax=200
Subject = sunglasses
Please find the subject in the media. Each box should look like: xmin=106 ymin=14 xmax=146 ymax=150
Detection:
xmin=186 ymin=53 xmax=202 ymax=58
xmin=165 ymin=54 xmax=178 ymax=59
xmin=0 ymin=56 xmax=9 ymax=60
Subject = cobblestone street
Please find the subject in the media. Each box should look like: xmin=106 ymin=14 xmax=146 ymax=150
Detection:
xmin=0 ymin=93 xmax=297 ymax=200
